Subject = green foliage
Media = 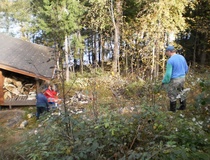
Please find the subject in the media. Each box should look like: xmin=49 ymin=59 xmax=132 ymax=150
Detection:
xmin=137 ymin=0 xmax=192 ymax=33
xmin=124 ymin=79 xmax=145 ymax=98
xmin=1 ymin=71 xmax=209 ymax=159
xmin=178 ymin=0 xmax=210 ymax=66
xmin=195 ymin=78 xmax=210 ymax=107
xmin=84 ymin=0 xmax=111 ymax=31
xmin=13 ymin=102 xmax=210 ymax=159
xmin=31 ymin=0 xmax=84 ymax=45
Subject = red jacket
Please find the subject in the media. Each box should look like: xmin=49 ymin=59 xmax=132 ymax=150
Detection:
xmin=44 ymin=89 xmax=57 ymax=102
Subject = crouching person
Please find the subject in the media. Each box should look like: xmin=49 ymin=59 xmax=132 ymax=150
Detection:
xmin=36 ymin=89 xmax=49 ymax=120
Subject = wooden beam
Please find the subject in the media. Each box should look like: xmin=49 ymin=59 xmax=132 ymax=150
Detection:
xmin=3 ymin=100 xmax=36 ymax=106
xmin=0 ymin=70 xmax=4 ymax=105
xmin=0 ymin=64 xmax=51 ymax=81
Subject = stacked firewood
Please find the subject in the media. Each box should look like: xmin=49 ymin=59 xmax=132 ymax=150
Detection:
xmin=3 ymin=77 xmax=36 ymax=100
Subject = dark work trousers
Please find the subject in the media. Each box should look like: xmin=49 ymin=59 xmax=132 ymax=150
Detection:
xmin=36 ymin=107 xmax=46 ymax=119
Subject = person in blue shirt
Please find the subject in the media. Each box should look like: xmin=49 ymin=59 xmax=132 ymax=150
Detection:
xmin=36 ymin=88 xmax=49 ymax=119
xmin=162 ymin=45 xmax=188 ymax=112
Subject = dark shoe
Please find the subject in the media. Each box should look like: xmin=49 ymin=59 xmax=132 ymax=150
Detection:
xmin=169 ymin=101 xmax=176 ymax=112
xmin=178 ymin=99 xmax=186 ymax=110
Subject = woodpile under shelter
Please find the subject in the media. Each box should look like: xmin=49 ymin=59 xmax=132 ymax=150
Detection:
xmin=0 ymin=33 xmax=56 ymax=108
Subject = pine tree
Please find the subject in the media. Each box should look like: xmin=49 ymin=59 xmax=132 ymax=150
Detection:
xmin=31 ymin=0 xmax=84 ymax=81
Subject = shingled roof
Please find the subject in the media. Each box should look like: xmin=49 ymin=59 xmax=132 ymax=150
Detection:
xmin=0 ymin=33 xmax=56 ymax=80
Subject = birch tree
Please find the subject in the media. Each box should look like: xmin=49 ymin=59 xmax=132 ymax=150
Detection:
xmin=134 ymin=0 xmax=193 ymax=80
xmin=110 ymin=0 xmax=123 ymax=74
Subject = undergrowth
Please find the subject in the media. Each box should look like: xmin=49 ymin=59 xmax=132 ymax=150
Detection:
xmin=11 ymin=104 xmax=210 ymax=160
xmin=1 ymin=70 xmax=210 ymax=160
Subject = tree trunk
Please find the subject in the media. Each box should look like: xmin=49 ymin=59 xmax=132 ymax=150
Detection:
xmin=200 ymin=44 xmax=206 ymax=67
xmin=101 ymin=33 xmax=104 ymax=70
xmin=131 ymin=55 xmax=134 ymax=73
xmin=193 ymin=32 xmax=197 ymax=68
xmin=151 ymin=46 xmax=155 ymax=80
xmin=80 ymin=49 xmax=84 ymax=74
xmin=111 ymin=0 xmax=122 ymax=74
xmin=55 ymin=42 xmax=61 ymax=79
xmin=98 ymin=33 xmax=101 ymax=66
xmin=88 ymin=37 xmax=91 ymax=64
xmin=78 ymin=31 xmax=84 ymax=74
xmin=92 ymin=32 xmax=96 ymax=64
xmin=155 ymin=46 xmax=160 ymax=78
xmin=65 ymin=35 xmax=70 ymax=82
xmin=125 ymin=48 xmax=128 ymax=76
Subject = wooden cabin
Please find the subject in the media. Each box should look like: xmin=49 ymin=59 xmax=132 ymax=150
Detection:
xmin=0 ymin=33 xmax=56 ymax=108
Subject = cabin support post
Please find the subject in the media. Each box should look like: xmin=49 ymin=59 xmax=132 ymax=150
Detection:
xmin=0 ymin=70 xmax=4 ymax=105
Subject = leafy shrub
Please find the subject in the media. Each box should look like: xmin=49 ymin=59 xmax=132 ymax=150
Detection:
xmin=195 ymin=79 xmax=210 ymax=107
xmin=7 ymin=72 xmax=210 ymax=159
xmin=13 ymin=102 xmax=209 ymax=160
xmin=124 ymin=79 xmax=145 ymax=98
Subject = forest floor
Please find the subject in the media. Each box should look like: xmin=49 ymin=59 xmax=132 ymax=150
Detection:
xmin=0 ymin=68 xmax=209 ymax=159
xmin=0 ymin=107 xmax=37 ymax=153
xmin=0 ymin=109 xmax=26 ymax=151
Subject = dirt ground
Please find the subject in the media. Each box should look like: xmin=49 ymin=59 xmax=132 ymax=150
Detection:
xmin=0 ymin=109 xmax=27 ymax=150
xmin=0 ymin=109 xmax=26 ymax=128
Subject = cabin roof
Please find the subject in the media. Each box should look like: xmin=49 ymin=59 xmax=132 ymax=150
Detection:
xmin=0 ymin=33 xmax=56 ymax=80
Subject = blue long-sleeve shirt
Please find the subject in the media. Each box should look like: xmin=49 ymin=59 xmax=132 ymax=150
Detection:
xmin=36 ymin=93 xmax=49 ymax=108
xmin=162 ymin=54 xmax=188 ymax=83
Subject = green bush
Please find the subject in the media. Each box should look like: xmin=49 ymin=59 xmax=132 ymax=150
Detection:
xmin=124 ymin=79 xmax=145 ymax=98
xmin=13 ymin=102 xmax=209 ymax=160
xmin=6 ymin=72 xmax=210 ymax=159
xmin=195 ymin=79 xmax=210 ymax=108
